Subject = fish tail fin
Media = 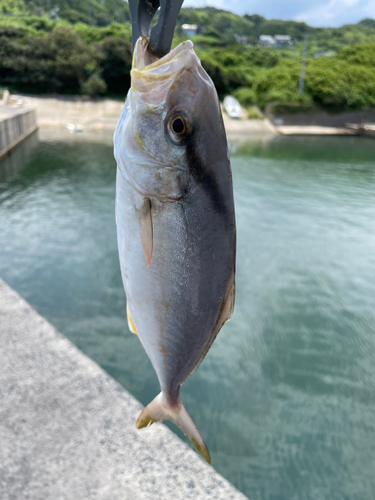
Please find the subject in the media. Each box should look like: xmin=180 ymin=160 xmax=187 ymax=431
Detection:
xmin=136 ymin=392 xmax=211 ymax=464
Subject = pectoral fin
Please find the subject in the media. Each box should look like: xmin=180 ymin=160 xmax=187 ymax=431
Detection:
xmin=139 ymin=198 xmax=153 ymax=268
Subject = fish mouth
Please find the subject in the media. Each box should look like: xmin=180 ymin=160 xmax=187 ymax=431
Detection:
xmin=131 ymin=37 xmax=197 ymax=94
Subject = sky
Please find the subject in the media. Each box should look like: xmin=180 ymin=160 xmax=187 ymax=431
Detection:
xmin=183 ymin=0 xmax=375 ymax=27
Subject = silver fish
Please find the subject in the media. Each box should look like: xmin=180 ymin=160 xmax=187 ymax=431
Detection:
xmin=114 ymin=37 xmax=236 ymax=463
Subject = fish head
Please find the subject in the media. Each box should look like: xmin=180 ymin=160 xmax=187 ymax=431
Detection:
xmin=114 ymin=36 xmax=228 ymax=202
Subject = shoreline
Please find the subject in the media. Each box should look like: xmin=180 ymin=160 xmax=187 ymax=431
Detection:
xmin=3 ymin=94 xmax=365 ymax=138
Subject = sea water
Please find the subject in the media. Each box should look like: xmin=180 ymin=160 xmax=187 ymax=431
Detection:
xmin=1 ymin=131 xmax=375 ymax=500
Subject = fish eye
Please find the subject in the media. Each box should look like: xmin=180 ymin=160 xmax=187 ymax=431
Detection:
xmin=165 ymin=110 xmax=192 ymax=144
xmin=170 ymin=116 xmax=186 ymax=136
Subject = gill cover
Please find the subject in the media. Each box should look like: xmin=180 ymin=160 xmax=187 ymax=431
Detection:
xmin=114 ymin=37 xmax=203 ymax=201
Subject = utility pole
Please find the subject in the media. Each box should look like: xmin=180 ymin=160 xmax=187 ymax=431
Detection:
xmin=298 ymin=33 xmax=309 ymax=96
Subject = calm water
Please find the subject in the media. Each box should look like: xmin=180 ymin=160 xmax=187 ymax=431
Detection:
xmin=1 ymin=131 xmax=375 ymax=500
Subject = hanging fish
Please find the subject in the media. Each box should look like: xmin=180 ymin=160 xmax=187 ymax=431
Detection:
xmin=114 ymin=37 xmax=236 ymax=463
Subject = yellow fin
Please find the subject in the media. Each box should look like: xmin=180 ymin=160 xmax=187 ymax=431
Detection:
xmin=136 ymin=392 xmax=211 ymax=464
xmin=139 ymin=198 xmax=153 ymax=268
xmin=127 ymin=304 xmax=139 ymax=338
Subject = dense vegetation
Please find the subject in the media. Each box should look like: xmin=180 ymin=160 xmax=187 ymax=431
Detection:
xmin=1 ymin=1 xmax=375 ymax=113
xmin=1 ymin=0 xmax=131 ymax=25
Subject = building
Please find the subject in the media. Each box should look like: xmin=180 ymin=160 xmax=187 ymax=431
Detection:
xmin=274 ymin=35 xmax=293 ymax=48
xmin=234 ymin=34 xmax=248 ymax=45
xmin=313 ymin=51 xmax=335 ymax=58
xmin=181 ymin=24 xmax=198 ymax=37
xmin=259 ymin=35 xmax=276 ymax=47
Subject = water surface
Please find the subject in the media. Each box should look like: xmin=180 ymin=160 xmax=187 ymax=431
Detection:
xmin=1 ymin=131 xmax=375 ymax=500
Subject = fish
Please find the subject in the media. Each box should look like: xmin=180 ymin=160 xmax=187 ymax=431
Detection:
xmin=113 ymin=36 xmax=236 ymax=463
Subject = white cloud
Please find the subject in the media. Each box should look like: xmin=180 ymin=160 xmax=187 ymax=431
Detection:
xmin=182 ymin=0 xmax=375 ymax=26
xmin=183 ymin=0 xmax=236 ymax=10
xmin=294 ymin=0 xmax=364 ymax=25
xmin=183 ymin=0 xmax=220 ymax=8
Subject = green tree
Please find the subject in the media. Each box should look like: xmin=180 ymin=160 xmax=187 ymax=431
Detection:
xmin=81 ymin=73 xmax=107 ymax=95
xmin=1 ymin=0 xmax=25 ymax=14
xmin=98 ymin=36 xmax=132 ymax=93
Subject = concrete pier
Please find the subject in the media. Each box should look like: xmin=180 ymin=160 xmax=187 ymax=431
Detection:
xmin=0 ymin=107 xmax=38 ymax=162
xmin=0 ymin=278 xmax=248 ymax=500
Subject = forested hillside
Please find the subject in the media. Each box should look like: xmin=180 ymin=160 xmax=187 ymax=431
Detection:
xmin=1 ymin=0 xmax=131 ymax=25
xmin=1 ymin=1 xmax=375 ymax=113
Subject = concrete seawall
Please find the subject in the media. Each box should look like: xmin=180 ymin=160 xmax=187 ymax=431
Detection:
xmin=267 ymin=107 xmax=375 ymax=127
xmin=0 ymin=278 xmax=248 ymax=500
xmin=0 ymin=108 xmax=38 ymax=161
xmin=13 ymin=94 xmax=277 ymax=136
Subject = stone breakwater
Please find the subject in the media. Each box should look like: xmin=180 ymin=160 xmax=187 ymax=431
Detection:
xmin=0 ymin=107 xmax=38 ymax=162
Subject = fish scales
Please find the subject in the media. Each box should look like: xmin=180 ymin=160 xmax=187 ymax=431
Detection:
xmin=114 ymin=36 xmax=236 ymax=463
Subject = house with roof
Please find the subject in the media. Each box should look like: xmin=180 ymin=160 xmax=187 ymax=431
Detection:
xmin=274 ymin=35 xmax=293 ymax=48
xmin=259 ymin=35 xmax=276 ymax=47
xmin=181 ymin=24 xmax=198 ymax=37
xmin=259 ymin=35 xmax=293 ymax=48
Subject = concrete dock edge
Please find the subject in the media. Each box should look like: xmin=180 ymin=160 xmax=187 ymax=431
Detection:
xmin=0 ymin=278 xmax=248 ymax=500
xmin=0 ymin=108 xmax=38 ymax=162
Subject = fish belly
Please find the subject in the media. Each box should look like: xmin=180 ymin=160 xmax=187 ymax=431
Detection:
xmin=116 ymin=167 xmax=234 ymax=398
